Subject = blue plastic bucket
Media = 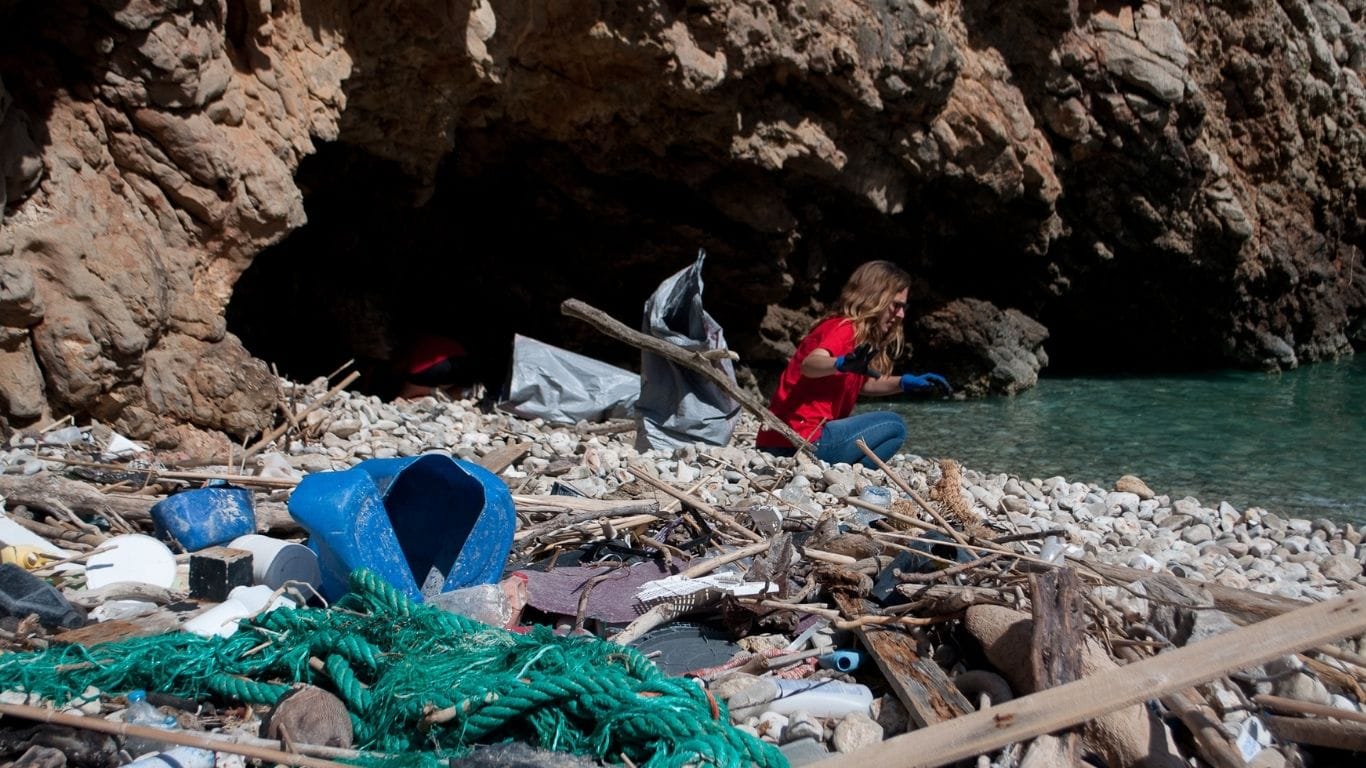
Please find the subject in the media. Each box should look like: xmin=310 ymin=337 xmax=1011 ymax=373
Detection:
xmin=150 ymin=486 xmax=257 ymax=553
xmin=286 ymin=454 xmax=516 ymax=602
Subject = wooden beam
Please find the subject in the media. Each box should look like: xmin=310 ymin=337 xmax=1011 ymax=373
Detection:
xmin=561 ymin=298 xmax=812 ymax=453
xmin=811 ymin=591 xmax=1366 ymax=768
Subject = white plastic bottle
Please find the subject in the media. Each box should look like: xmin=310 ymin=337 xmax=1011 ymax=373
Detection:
xmin=768 ymin=679 xmax=873 ymax=717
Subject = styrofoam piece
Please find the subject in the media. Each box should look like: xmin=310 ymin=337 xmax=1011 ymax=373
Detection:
xmin=83 ymin=534 xmax=176 ymax=589
xmin=227 ymin=534 xmax=320 ymax=589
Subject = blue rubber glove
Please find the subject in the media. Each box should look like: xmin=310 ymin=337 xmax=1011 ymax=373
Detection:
xmin=834 ymin=344 xmax=880 ymax=377
xmin=900 ymin=372 xmax=952 ymax=397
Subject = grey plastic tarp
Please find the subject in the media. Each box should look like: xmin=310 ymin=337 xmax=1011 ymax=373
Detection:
xmin=499 ymin=334 xmax=639 ymax=424
xmin=635 ymin=250 xmax=740 ymax=450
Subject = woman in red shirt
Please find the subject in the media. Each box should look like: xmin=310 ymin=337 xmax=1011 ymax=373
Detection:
xmin=756 ymin=261 xmax=951 ymax=468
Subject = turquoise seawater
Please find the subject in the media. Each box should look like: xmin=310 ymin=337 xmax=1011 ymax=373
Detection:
xmin=881 ymin=355 xmax=1366 ymax=525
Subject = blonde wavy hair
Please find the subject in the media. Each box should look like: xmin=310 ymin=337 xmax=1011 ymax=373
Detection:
xmin=830 ymin=260 xmax=912 ymax=375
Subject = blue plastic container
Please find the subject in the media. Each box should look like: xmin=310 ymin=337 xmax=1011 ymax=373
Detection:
xmin=286 ymin=454 xmax=516 ymax=602
xmin=150 ymin=486 xmax=257 ymax=553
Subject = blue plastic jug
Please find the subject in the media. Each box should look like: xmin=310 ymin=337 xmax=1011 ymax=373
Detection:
xmin=286 ymin=454 xmax=515 ymax=602
xmin=149 ymin=485 xmax=256 ymax=553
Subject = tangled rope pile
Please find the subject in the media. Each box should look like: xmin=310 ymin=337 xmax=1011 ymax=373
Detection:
xmin=0 ymin=569 xmax=784 ymax=767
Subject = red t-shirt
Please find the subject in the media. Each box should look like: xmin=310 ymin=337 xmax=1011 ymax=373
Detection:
xmin=756 ymin=317 xmax=864 ymax=448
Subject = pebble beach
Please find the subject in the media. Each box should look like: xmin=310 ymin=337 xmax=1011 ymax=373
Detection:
xmin=3 ymin=374 xmax=1365 ymax=765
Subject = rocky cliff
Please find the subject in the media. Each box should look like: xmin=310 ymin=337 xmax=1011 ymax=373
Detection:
xmin=1 ymin=0 xmax=1362 ymax=446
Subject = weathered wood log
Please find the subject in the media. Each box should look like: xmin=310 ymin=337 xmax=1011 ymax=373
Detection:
xmin=817 ymin=591 xmax=1366 ymax=768
xmin=561 ymin=298 xmax=812 ymax=452
xmin=896 ymin=583 xmax=1018 ymax=614
xmin=5 ymin=514 xmax=104 ymax=547
xmin=1113 ymin=645 xmax=1247 ymax=768
xmin=1163 ymin=687 xmax=1248 ymax=768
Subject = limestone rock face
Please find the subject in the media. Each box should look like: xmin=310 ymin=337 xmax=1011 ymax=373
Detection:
xmin=0 ymin=0 xmax=1361 ymax=440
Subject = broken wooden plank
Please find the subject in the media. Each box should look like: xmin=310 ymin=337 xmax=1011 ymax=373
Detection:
xmin=831 ymin=592 xmax=974 ymax=728
xmin=476 ymin=442 xmax=531 ymax=475
xmin=815 ymin=591 xmax=1366 ymax=768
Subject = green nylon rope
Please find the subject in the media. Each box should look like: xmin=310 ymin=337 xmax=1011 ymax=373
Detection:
xmin=0 ymin=569 xmax=786 ymax=768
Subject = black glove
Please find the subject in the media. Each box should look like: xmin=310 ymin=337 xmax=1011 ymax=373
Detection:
xmin=834 ymin=344 xmax=880 ymax=377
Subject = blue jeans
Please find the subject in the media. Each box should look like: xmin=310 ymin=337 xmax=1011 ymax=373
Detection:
xmin=764 ymin=411 xmax=908 ymax=468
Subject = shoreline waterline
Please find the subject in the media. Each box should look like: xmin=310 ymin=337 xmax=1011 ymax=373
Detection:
xmin=883 ymin=355 xmax=1366 ymax=525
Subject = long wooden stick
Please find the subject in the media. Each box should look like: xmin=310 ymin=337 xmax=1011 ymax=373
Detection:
xmin=561 ymin=298 xmax=812 ymax=453
xmin=0 ymin=701 xmax=356 ymax=768
xmin=1254 ymin=692 xmax=1366 ymax=725
xmin=814 ymin=591 xmax=1366 ymax=768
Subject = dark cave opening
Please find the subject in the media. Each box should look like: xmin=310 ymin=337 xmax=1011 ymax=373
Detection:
xmin=225 ymin=140 xmax=792 ymax=400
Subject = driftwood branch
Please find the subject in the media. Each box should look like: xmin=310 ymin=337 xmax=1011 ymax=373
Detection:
xmin=561 ymin=298 xmax=811 ymax=453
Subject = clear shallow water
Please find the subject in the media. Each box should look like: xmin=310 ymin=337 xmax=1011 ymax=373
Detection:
xmin=881 ymin=355 xmax=1366 ymax=525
